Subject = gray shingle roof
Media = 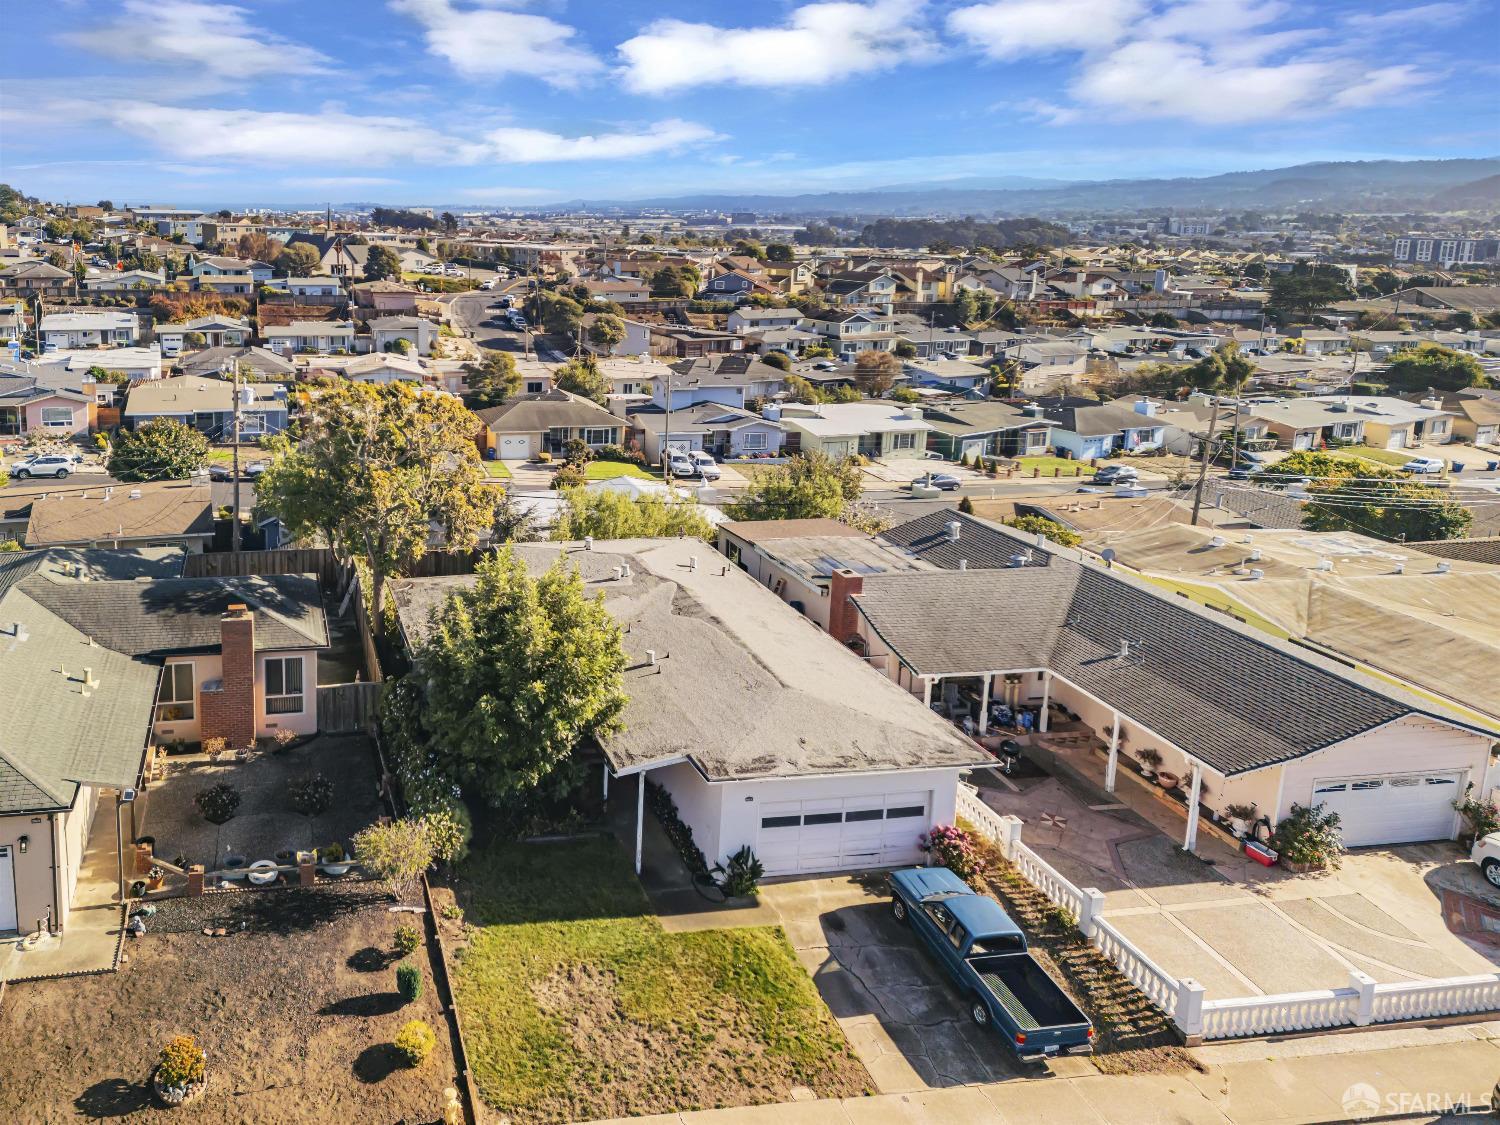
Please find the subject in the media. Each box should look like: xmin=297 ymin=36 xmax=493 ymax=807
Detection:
xmin=857 ymin=511 xmax=1436 ymax=776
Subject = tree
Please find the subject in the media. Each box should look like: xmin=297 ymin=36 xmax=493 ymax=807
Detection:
xmin=441 ymin=212 xmax=458 ymax=233
xmin=276 ymin=241 xmax=321 ymax=276
xmin=1384 ymin=343 xmax=1486 ymax=394
xmin=1302 ymin=478 xmax=1472 ymax=542
xmin=853 ymin=350 xmax=901 ymax=396
xmin=1186 ymin=343 xmax=1255 ymax=523
xmin=491 ymin=489 xmax=541 ymax=544
xmin=725 ymin=451 xmax=863 ymax=521
xmin=379 ymin=548 xmax=628 ymax=817
xmin=889 ymin=386 xmax=920 ymax=403
xmin=765 ymin=243 xmax=794 ymax=262
xmin=1006 ymin=515 xmax=1082 ymax=548
xmin=586 ymin=314 xmax=626 ymax=354
xmin=1149 ymin=311 xmax=1179 ymax=328
xmin=237 ymin=232 xmax=281 ymax=262
xmin=650 ymin=265 xmax=694 ymax=297
xmin=464 ymin=349 xmax=520 ymax=408
xmin=732 ymin=239 xmax=766 ymax=260
xmin=784 ymin=374 xmax=825 ymax=404
xmin=554 ymin=356 xmax=610 ymax=404
xmin=365 ymin=243 xmax=402 ymax=282
xmin=759 ymin=350 xmax=791 ymax=372
xmin=553 ymin=489 xmax=715 ymax=542
xmin=107 ymin=419 xmax=209 ymax=481
xmin=97 ymin=199 xmax=114 ymax=210
xmin=893 ymin=340 xmax=918 ymax=359
xmin=351 ymin=817 xmax=436 ymax=904
xmin=538 ymin=291 xmax=584 ymax=336
xmin=1269 ymin=264 xmax=1352 ymax=318
xmin=256 ymin=382 xmax=490 ymax=621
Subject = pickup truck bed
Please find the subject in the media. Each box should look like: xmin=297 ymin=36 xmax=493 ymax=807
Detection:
xmin=972 ymin=953 xmax=1087 ymax=1035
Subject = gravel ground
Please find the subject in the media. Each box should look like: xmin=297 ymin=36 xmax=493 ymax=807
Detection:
xmin=0 ymin=883 xmax=458 ymax=1124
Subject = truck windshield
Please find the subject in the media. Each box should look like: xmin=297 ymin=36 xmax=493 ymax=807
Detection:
xmin=969 ymin=934 xmax=1025 ymax=954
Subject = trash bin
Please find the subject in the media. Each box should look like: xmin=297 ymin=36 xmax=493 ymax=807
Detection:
xmin=1487 ymin=460 xmax=1498 ymax=472
xmin=1451 ymin=461 xmax=1465 ymax=473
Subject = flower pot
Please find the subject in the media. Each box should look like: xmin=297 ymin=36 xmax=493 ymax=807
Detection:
xmin=145 ymin=875 xmax=165 ymax=892
xmin=320 ymin=863 xmax=351 ymax=877
xmin=1155 ymin=771 xmax=1179 ymax=790
xmin=151 ymin=1067 xmax=207 ymax=1108
xmin=1284 ymin=859 xmax=1324 ymax=874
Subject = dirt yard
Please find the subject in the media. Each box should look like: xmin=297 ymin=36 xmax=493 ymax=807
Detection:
xmin=0 ymin=883 xmax=459 ymax=1124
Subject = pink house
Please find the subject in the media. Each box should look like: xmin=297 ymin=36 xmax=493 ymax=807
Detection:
xmin=0 ymin=379 xmax=95 ymax=438
xmin=352 ymin=280 xmax=421 ymax=314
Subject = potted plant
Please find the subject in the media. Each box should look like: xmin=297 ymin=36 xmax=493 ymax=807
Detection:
xmin=319 ymin=842 xmax=351 ymax=876
xmin=151 ymin=1034 xmax=207 ymax=1107
xmin=145 ymin=865 xmax=166 ymax=892
xmin=1155 ymin=769 xmax=1180 ymax=790
xmin=1272 ymin=802 xmax=1344 ymax=872
xmin=201 ymin=736 xmax=227 ymax=762
xmin=1225 ymin=803 xmax=1258 ymax=839
xmin=1452 ymin=782 xmax=1500 ymax=850
xmin=1135 ymin=748 xmax=1162 ymax=779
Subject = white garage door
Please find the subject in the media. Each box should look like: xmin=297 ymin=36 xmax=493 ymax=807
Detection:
xmin=755 ymin=791 xmax=930 ymax=876
xmin=1311 ymin=772 xmax=1462 ymax=847
xmin=497 ymin=435 xmax=531 ymax=458
xmin=0 ymin=845 xmax=16 ymax=933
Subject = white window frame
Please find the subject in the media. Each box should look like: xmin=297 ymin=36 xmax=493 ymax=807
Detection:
xmin=890 ymin=432 xmax=916 ymax=451
xmin=157 ymin=662 xmax=195 ymax=722
xmin=742 ymin=431 xmax=767 ymax=450
xmin=39 ymin=406 xmax=74 ymax=428
xmin=264 ymin=656 xmax=305 ymax=715
xmin=583 ymin=427 xmax=613 ymax=446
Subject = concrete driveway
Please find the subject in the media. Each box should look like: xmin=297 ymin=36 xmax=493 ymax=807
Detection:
xmin=976 ymin=771 xmax=1500 ymax=1001
xmin=756 ymin=876 xmax=1032 ymax=1093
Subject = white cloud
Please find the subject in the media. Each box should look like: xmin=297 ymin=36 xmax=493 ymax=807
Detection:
xmin=280 ymin=176 xmax=404 ymax=189
xmin=947 ymin=0 xmax=1144 ymax=60
xmin=64 ymin=1 xmax=331 ymax=78
xmin=471 ymin=119 xmax=720 ymax=162
xmin=390 ymin=0 xmax=602 ymax=88
xmin=1344 ymin=2 xmax=1473 ymax=31
xmin=618 ymin=1 xmax=937 ymax=95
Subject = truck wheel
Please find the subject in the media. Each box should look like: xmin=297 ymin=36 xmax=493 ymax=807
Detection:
xmin=1483 ymin=859 xmax=1500 ymax=888
xmin=891 ymin=898 xmax=907 ymax=922
xmin=970 ymin=1000 xmax=990 ymax=1028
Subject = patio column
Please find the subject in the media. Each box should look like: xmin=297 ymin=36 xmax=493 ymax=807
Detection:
xmin=635 ymin=771 xmax=645 ymax=876
xmin=1184 ymin=762 xmax=1203 ymax=853
xmin=1105 ymin=712 xmax=1120 ymax=793
xmin=1038 ymin=672 xmax=1051 ymax=732
xmin=978 ymin=674 xmax=991 ymax=735
xmin=602 ymin=763 xmax=610 ymax=801
xmin=922 ymin=676 xmax=933 ymax=709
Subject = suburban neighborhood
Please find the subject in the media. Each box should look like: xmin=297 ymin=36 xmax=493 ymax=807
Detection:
xmin=1 ymin=2 xmax=1499 ymax=1123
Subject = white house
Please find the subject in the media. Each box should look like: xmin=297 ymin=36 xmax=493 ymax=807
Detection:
xmin=778 ymin=402 xmax=932 ymax=460
xmin=156 ymin=316 xmax=251 ymax=357
xmin=38 ymin=345 xmax=163 ymax=382
xmin=391 ymin=540 xmax=992 ymax=878
xmin=261 ymin=320 xmax=356 ymax=355
xmin=263 ymin=276 xmax=345 ymax=298
xmin=368 ymin=315 xmax=437 ymax=356
xmin=41 ymin=311 xmax=138 ymax=350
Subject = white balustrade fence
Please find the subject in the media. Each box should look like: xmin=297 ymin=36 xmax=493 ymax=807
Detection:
xmin=1091 ymin=917 xmax=1184 ymax=1018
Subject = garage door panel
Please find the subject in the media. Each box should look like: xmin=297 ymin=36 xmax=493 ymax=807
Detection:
xmin=755 ymin=791 xmax=933 ymax=876
xmin=1312 ymin=772 xmax=1461 ymax=847
xmin=497 ymin=434 xmax=530 ymax=458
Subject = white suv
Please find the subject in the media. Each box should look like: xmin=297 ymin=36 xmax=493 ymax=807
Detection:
xmin=10 ymin=453 xmax=81 ymax=479
xmin=1471 ymin=832 xmax=1500 ymax=888
xmin=687 ymin=451 xmax=721 ymax=481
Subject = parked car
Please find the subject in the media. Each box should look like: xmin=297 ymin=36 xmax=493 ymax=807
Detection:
xmin=208 ymin=461 xmax=267 ymax=482
xmin=920 ymin=472 xmax=962 ymax=491
xmin=1091 ymin=464 xmax=1139 ymax=485
xmin=889 ymin=867 xmax=1093 ymax=1062
xmin=666 ymin=453 xmax=699 ymax=478
xmin=1402 ymin=456 xmax=1446 ymax=475
xmin=478 ymin=279 xmax=496 ymax=290
xmin=497 ymin=296 xmax=513 ymax=309
xmin=1470 ymin=832 xmax=1500 ymax=888
xmin=508 ymin=315 xmax=529 ymax=330
xmin=687 ymin=450 xmax=721 ymax=481
xmin=10 ymin=453 xmax=81 ymax=479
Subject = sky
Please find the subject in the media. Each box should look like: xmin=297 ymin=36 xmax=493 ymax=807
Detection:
xmin=1 ymin=0 xmax=1497 ymax=208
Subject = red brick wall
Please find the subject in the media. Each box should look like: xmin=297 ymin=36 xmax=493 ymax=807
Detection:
xmin=200 ymin=606 xmax=256 ymax=747
xmin=828 ymin=569 xmax=864 ymax=645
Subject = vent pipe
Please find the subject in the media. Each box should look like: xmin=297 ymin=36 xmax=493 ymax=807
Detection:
xmin=1248 ymin=568 xmax=1264 ymax=580
xmin=646 ymin=649 xmax=657 ymax=666
xmin=946 ymin=520 xmax=961 ymax=542
xmin=958 ymin=559 xmax=968 ymax=570
xmin=1436 ymin=560 xmax=1452 ymax=574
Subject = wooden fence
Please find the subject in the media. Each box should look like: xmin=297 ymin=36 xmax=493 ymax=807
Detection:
xmin=316 ymin=682 xmax=383 ymax=733
xmin=184 ymin=547 xmax=342 ymax=587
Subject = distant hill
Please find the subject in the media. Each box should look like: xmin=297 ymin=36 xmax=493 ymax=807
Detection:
xmin=545 ymin=158 xmax=1500 ymax=217
xmin=1428 ymin=173 xmax=1500 ymax=210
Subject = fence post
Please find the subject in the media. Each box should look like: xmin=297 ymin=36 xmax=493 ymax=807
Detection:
xmin=1175 ymin=978 xmax=1206 ymax=1044
xmin=1077 ymin=887 xmax=1105 ymax=938
xmin=997 ymin=814 xmax=1023 ymax=858
xmin=1349 ymin=970 xmax=1377 ymax=1026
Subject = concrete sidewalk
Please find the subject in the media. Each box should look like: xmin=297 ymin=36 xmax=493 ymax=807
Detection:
xmin=590 ymin=1029 xmax=1499 ymax=1124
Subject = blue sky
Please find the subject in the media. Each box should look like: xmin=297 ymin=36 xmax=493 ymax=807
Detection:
xmin=2 ymin=0 xmax=1497 ymax=208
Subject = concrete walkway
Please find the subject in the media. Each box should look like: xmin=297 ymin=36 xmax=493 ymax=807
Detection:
xmin=504 ymin=459 xmax=555 ymax=490
xmin=590 ymin=1027 xmax=1500 ymax=1124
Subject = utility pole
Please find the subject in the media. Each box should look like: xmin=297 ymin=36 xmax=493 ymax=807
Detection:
xmin=229 ymin=362 xmax=242 ymax=553
xmin=662 ymin=368 xmax=675 ymax=488
xmin=1190 ymin=395 xmax=1222 ymax=526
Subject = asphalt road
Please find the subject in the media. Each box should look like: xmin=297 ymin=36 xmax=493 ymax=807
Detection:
xmin=450 ymin=282 xmax=556 ymax=358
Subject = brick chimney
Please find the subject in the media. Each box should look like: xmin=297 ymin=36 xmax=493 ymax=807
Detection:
xmin=200 ymin=603 xmax=256 ymax=748
xmin=828 ymin=568 xmax=864 ymax=646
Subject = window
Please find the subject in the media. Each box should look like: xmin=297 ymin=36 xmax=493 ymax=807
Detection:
xmin=845 ymin=808 xmax=883 ymax=822
xmin=970 ymin=933 xmax=1025 ymax=954
xmin=803 ymin=811 xmax=842 ymax=826
xmin=157 ymin=663 xmax=195 ymax=722
xmin=923 ymin=901 xmax=955 ymax=931
xmin=742 ymin=432 xmax=767 ymax=450
xmin=583 ymin=427 xmax=614 ymax=446
xmin=948 ymin=922 xmax=969 ymax=951
xmin=760 ymin=814 xmax=801 ymax=829
xmin=526 ymin=381 xmax=545 ymax=394
xmin=890 ymin=433 xmax=916 ymax=451
xmin=886 ymin=805 xmax=925 ymax=819
xmin=264 ymin=656 xmax=304 ymax=715
xmin=39 ymin=407 xmax=73 ymax=427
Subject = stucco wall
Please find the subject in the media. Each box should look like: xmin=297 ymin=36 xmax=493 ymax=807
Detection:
xmin=0 ymin=810 xmax=56 ymax=933
xmin=651 ymin=761 xmax=725 ymax=867
xmin=153 ymin=649 xmax=319 ymax=746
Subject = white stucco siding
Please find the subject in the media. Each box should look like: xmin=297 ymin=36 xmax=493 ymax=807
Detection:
xmin=59 ymin=785 xmax=96 ymax=923
xmin=652 ymin=761 xmax=725 ymax=866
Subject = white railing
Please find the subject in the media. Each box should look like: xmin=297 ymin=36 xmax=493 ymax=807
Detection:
xmin=1369 ymin=974 xmax=1500 ymax=1024
xmin=1011 ymin=842 xmax=1088 ymax=921
xmin=1091 ymin=917 xmax=1182 ymax=1017
xmin=957 ymin=785 xmax=1014 ymax=853
xmin=1201 ymin=989 xmax=1358 ymax=1039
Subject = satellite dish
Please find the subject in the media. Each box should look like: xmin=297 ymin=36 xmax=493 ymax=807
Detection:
xmin=1099 ymin=547 xmax=1117 ymax=563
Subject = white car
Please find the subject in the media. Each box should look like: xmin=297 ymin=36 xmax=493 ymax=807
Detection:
xmin=687 ymin=450 xmax=721 ymax=481
xmin=1471 ymin=832 xmax=1500 ymax=888
xmin=478 ymin=279 xmax=496 ymax=290
xmin=10 ymin=453 xmax=82 ymax=479
xmin=666 ymin=453 xmax=698 ymax=478
xmin=1403 ymin=456 xmax=1446 ymax=475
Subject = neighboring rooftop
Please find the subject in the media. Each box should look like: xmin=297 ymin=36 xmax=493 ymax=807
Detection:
xmin=23 ymin=479 xmax=215 ymax=547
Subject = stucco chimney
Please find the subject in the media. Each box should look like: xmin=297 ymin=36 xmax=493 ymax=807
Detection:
xmin=828 ymin=568 xmax=864 ymax=645
xmin=200 ymin=603 xmax=256 ymax=748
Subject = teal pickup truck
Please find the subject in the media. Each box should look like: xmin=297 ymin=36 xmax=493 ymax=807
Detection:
xmin=890 ymin=866 xmax=1094 ymax=1062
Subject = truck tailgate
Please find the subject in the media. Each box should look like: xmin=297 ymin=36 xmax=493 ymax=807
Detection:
xmin=971 ymin=954 xmax=1092 ymax=1051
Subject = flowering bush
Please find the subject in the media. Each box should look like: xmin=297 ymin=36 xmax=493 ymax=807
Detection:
xmin=157 ymin=1035 xmax=206 ymax=1088
xmin=921 ymin=823 xmax=987 ymax=884
xmin=193 ymin=782 xmax=240 ymax=825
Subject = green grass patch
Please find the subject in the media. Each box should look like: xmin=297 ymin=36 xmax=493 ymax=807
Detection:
xmin=482 ymin=459 xmax=511 ymax=479
xmin=204 ymin=448 xmax=235 ymax=466
xmin=450 ymin=839 xmax=867 ymax=1124
xmin=1011 ymin=455 xmax=1090 ymax=476
xmin=1348 ymin=445 xmax=1419 ymax=469
xmin=582 ymin=461 xmax=658 ymax=481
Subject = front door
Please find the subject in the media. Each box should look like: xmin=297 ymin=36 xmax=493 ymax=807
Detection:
xmin=0 ymin=844 xmax=17 ymax=933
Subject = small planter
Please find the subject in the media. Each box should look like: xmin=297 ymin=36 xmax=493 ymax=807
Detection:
xmin=1229 ymin=818 xmax=1251 ymax=839
xmin=1155 ymin=771 xmax=1179 ymax=790
xmin=151 ymin=1067 xmax=207 ymax=1108
xmin=145 ymin=874 xmax=165 ymax=892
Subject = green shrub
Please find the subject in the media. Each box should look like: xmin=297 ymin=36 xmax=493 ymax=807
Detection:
xmin=396 ymin=961 xmax=423 ymax=1003
xmin=394 ymin=1019 xmax=436 ymax=1067
xmin=287 ymin=772 xmax=334 ymax=816
xmin=715 ymin=846 xmax=764 ymax=897
xmin=193 ymin=782 xmax=240 ymax=825
xmin=1272 ymin=803 xmax=1344 ymax=869
xmin=645 ymin=780 xmax=708 ymax=877
xmin=551 ymin=462 xmax=588 ymax=490
xmin=393 ymin=922 xmax=421 ymax=956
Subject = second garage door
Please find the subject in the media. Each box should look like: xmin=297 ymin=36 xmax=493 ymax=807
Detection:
xmin=497 ymin=434 xmax=531 ymax=458
xmin=1311 ymin=772 xmax=1462 ymax=847
xmin=755 ymin=791 xmax=931 ymax=876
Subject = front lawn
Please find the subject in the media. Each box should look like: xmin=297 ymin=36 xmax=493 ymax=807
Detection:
xmin=1349 ymin=445 xmax=1420 ymax=468
xmin=482 ymin=459 xmax=511 ymax=479
xmin=582 ymin=461 xmax=658 ymax=481
xmin=445 ymin=839 xmax=867 ymax=1124
xmin=1010 ymin=455 xmax=1090 ymax=476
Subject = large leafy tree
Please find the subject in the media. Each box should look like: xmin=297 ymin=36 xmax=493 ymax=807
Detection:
xmin=553 ymin=488 xmax=715 ymax=542
xmin=1269 ymin=264 xmax=1353 ymax=318
xmin=257 ymin=382 xmax=490 ymax=620
xmin=1302 ymin=477 xmax=1472 ymax=541
xmin=276 ymin=241 xmax=321 ymax=276
xmin=586 ymin=313 xmax=626 ymax=354
xmin=364 ymin=243 xmax=402 ymax=281
xmin=724 ymin=451 xmax=863 ymax=522
xmin=1186 ymin=342 xmax=1256 ymax=523
xmin=1384 ymin=343 xmax=1487 ymax=394
xmin=554 ymin=356 xmax=611 ymax=404
xmin=380 ymin=548 xmax=628 ymax=816
xmin=853 ymin=350 xmax=901 ymax=395
xmin=107 ymin=419 xmax=209 ymax=481
xmin=463 ymin=349 xmax=520 ymax=408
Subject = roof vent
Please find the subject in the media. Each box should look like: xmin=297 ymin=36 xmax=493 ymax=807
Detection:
xmin=958 ymin=559 xmax=968 ymax=570
xmin=1248 ymin=568 xmax=1264 ymax=580
xmin=1393 ymin=562 xmax=1404 ymax=574
xmin=1436 ymin=560 xmax=1452 ymax=574
xmin=1117 ymin=639 xmax=1133 ymax=659
xmin=129 ymin=489 xmax=142 ymax=499
xmin=1209 ymin=535 xmax=1226 ymax=548
xmin=688 ymin=554 xmax=698 ymax=571
xmin=583 ymin=535 xmax=593 ymax=551
xmin=1008 ymin=552 xmax=1030 ymax=568
xmin=83 ymin=667 xmax=98 ymax=689
xmin=946 ymin=520 xmax=961 ymax=542
xmin=646 ymin=649 xmax=657 ymax=666
xmin=11 ymin=622 xmax=27 ymax=643
xmin=1314 ymin=559 xmax=1333 ymax=572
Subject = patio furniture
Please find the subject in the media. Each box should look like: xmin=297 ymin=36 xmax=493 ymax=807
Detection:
xmin=246 ymin=860 xmax=278 ymax=886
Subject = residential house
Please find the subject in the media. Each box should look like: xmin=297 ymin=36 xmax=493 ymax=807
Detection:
xmin=191 ymin=255 xmax=273 ymax=282
xmin=649 ymin=325 xmax=745 ymax=359
xmin=390 ymin=540 xmax=991 ymax=877
xmin=921 ymin=400 xmax=1052 ymax=461
xmin=21 ymin=478 xmax=215 ymax=552
xmin=191 ymin=273 xmax=255 ymax=297
xmin=122 ymin=374 xmax=289 ymax=439
xmin=41 ymin=311 xmax=139 ymax=350
xmin=155 ymin=316 xmax=251 ymax=357
xmin=902 ymin=357 xmax=990 ymax=393
xmin=580 ymin=314 xmax=652 ymax=358
xmin=727 ymin=307 xmax=804 ymax=335
xmin=778 ymin=401 xmax=931 ymax=461
xmin=304 ymin=353 xmax=428 ymax=386
xmin=654 ymin=354 xmax=787 ymax=411
xmin=821 ymin=270 xmax=901 ymax=310
xmin=0 ymin=304 xmax=22 ymax=343
xmin=261 ymin=320 xmax=356 ymax=356
xmin=750 ymin=326 xmax=822 ymax=357
xmin=628 ymin=401 xmax=786 ymax=465
xmin=475 ymin=391 xmax=624 ymax=460
xmin=1249 ymin=397 xmax=1369 ymax=451
xmin=0 ymin=261 xmax=75 ymax=297
xmin=0 ymin=372 xmax=95 ymax=438
xmin=368 ymin=315 xmax=437 ymax=356
xmin=1295 ymin=329 xmax=1349 ymax=357
xmin=38 ymin=345 xmax=163 ymax=383
xmin=263 ymin=276 xmax=346 ymax=298
xmin=891 ymin=315 xmax=976 ymax=360
xmin=805 ymin=308 xmax=899 ymax=359
xmin=1387 ymin=286 xmax=1500 ymax=316
xmin=581 ymin=279 xmax=650 ymax=306
xmin=701 ymin=269 xmax=777 ymax=299
xmin=181 ymin=345 xmax=295 ymax=380
xmin=848 ymin=510 xmax=1497 ymax=851
xmin=1427 ymin=388 xmax=1500 ymax=447
xmin=350 ymin=280 xmax=421 ymax=313
xmin=81 ymin=269 xmax=166 ymax=294
xmin=1334 ymin=395 xmax=1453 ymax=451
xmin=592 ymin=355 xmax=670 ymax=398
xmin=284 ymin=235 xmax=372 ymax=279
xmin=1041 ymin=398 xmax=1167 ymax=460
xmin=999 ymin=339 xmax=1090 ymax=393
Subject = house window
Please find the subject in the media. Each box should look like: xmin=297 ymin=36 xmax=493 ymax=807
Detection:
xmin=742 ymin=432 xmax=767 ymax=450
xmin=525 ymin=381 xmax=545 ymax=394
xmin=157 ymin=662 xmax=195 ymax=722
xmin=39 ymin=407 xmax=73 ymax=428
xmin=264 ymin=656 xmax=305 ymax=715
xmin=1336 ymin=423 xmax=1358 ymax=439
xmin=583 ymin=427 xmax=613 ymax=445
xmin=890 ymin=433 xmax=916 ymax=450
